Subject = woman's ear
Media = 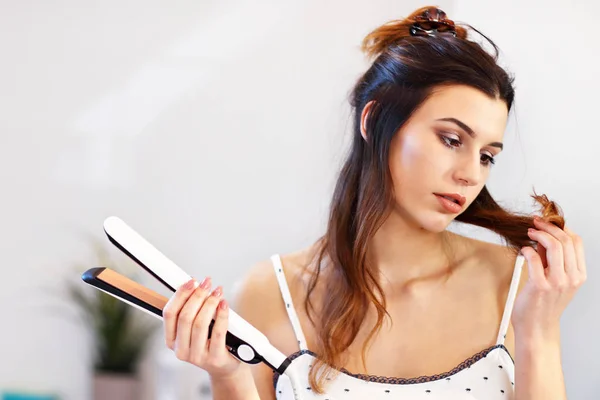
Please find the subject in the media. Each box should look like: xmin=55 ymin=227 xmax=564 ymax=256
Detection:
xmin=360 ymin=100 xmax=376 ymax=142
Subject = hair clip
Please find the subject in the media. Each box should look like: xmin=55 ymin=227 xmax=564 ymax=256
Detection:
xmin=410 ymin=7 xmax=457 ymax=38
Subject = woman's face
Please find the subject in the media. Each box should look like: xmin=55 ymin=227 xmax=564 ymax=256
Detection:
xmin=363 ymin=84 xmax=509 ymax=232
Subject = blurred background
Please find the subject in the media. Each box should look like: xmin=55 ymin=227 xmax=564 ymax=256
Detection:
xmin=1 ymin=0 xmax=598 ymax=399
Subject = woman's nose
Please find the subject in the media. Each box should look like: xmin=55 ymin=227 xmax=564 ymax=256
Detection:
xmin=454 ymin=155 xmax=482 ymax=186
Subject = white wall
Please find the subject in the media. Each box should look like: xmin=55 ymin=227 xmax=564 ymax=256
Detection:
xmin=0 ymin=0 xmax=597 ymax=399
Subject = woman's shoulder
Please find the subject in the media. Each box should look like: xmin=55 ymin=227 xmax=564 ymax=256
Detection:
xmin=455 ymin=233 xmax=529 ymax=296
xmin=230 ymin=245 xmax=318 ymax=304
xmin=229 ymin=244 xmax=320 ymax=355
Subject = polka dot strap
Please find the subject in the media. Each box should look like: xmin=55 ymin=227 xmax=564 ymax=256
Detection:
xmin=496 ymin=254 xmax=525 ymax=345
xmin=271 ymin=254 xmax=308 ymax=351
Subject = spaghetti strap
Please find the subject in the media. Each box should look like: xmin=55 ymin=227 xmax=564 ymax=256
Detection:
xmin=270 ymin=254 xmax=308 ymax=351
xmin=496 ymin=254 xmax=525 ymax=345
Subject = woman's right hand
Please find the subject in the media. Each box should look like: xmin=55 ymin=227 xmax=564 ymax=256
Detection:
xmin=163 ymin=276 xmax=243 ymax=379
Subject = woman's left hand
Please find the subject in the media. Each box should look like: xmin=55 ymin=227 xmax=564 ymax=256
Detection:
xmin=511 ymin=216 xmax=587 ymax=341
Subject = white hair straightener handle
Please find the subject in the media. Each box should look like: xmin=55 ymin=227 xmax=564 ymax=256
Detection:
xmin=81 ymin=216 xmax=292 ymax=376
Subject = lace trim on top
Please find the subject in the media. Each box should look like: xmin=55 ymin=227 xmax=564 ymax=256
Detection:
xmin=273 ymin=343 xmax=514 ymax=389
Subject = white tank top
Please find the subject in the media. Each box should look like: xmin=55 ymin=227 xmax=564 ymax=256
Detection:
xmin=270 ymin=252 xmax=525 ymax=400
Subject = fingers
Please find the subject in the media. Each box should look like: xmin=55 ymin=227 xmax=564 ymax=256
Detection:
xmin=564 ymin=226 xmax=587 ymax=282
xmin=174 ymin=277 xmax=213 ymax=360
xmin=208 ymin=298 xmax=230 ymax=360
xmin=189 ymin=286 xmax=223 ymax=361
xmin=527 ymin=228 xmax=565 ymax=282
xmin=163 ymin=278 xmax=200 ymax=350
xmin=528 ymin=217 xmax=582 ymax=288
xmin=521 ymin=246 xmax=546 ymax=285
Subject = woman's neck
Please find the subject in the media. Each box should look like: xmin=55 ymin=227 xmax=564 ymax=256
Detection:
xmin=367 ymin=212 xmax=464 ymax=288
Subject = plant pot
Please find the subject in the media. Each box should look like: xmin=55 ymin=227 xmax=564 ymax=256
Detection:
xmin=93 ymin=372 xmax=140 ymax=400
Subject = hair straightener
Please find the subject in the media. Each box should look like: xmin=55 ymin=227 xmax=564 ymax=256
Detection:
xmin=81 ymin=217 xmax=296 ymax=379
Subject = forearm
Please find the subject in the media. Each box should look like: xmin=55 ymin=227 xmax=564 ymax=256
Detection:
xmin=210 ymin=365 xmax=261 ymax=400
xmin=514 ymin=332 xmax=567 ymax=400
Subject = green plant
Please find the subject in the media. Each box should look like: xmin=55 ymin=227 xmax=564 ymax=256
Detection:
xmin=67 ymin=239 xmax=160 ymax=375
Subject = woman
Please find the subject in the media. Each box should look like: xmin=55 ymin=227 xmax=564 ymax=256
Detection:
xmin=162 ymin=6 xmax=587 ymax=400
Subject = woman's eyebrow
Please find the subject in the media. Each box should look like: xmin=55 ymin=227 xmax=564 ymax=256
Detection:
xmin=436 ymin=117 xmax=503 ymax=150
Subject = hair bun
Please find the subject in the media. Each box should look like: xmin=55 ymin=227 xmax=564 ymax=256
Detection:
xmin=361 ymin=6 xmax=468 ymax=59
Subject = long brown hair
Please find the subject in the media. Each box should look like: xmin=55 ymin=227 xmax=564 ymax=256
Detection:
xmin=302 ymin=5 xmax=565 ymax=393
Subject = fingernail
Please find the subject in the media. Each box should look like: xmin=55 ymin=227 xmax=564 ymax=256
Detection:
xmin=184 ymin=279 xmax=196 ymax=290
xmin=219 ymin=299 xmax=228 ymax=310
xmin=212 ymin=286 xmax=222 ymax=297
xmin=200 ymin=277 xmax=212 ymax=290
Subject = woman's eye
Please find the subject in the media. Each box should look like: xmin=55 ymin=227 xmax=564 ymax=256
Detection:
xmin=481 ymin=154 xmax=496 ymax=166
xmin=440 ymin=135 xmax=460 ymax=148
xmin=439 ymin=135 xmax=496 ymax=167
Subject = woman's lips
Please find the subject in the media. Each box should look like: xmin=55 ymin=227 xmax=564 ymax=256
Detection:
xmin=434 ymin=194 xmax=463 ymax=213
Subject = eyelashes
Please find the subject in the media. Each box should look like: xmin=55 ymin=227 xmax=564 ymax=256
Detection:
xmin=438 ymin=135 xmax=496 ymax=167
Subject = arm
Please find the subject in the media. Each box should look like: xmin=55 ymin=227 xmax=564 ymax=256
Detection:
xmin=514 ymin=329 xmax=567 ymax=400
xmin=512 ymin=218 xmax=587 ymax=400
xmin=510 ymin=258 xmax=568 ymax=400
xmin=198 ymin=258 xmax=281 ymax=400
xmin=226 ymin=259 xmax=286 ymax=400
xmin=210 ymin=364 xmax=261 ymax=400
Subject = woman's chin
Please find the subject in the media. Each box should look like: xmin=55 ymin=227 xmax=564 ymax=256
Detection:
xmin=392 ymin=203 xmax=456 ymax=233
xmin=419 ymin=214 xmax=456 ymax=233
